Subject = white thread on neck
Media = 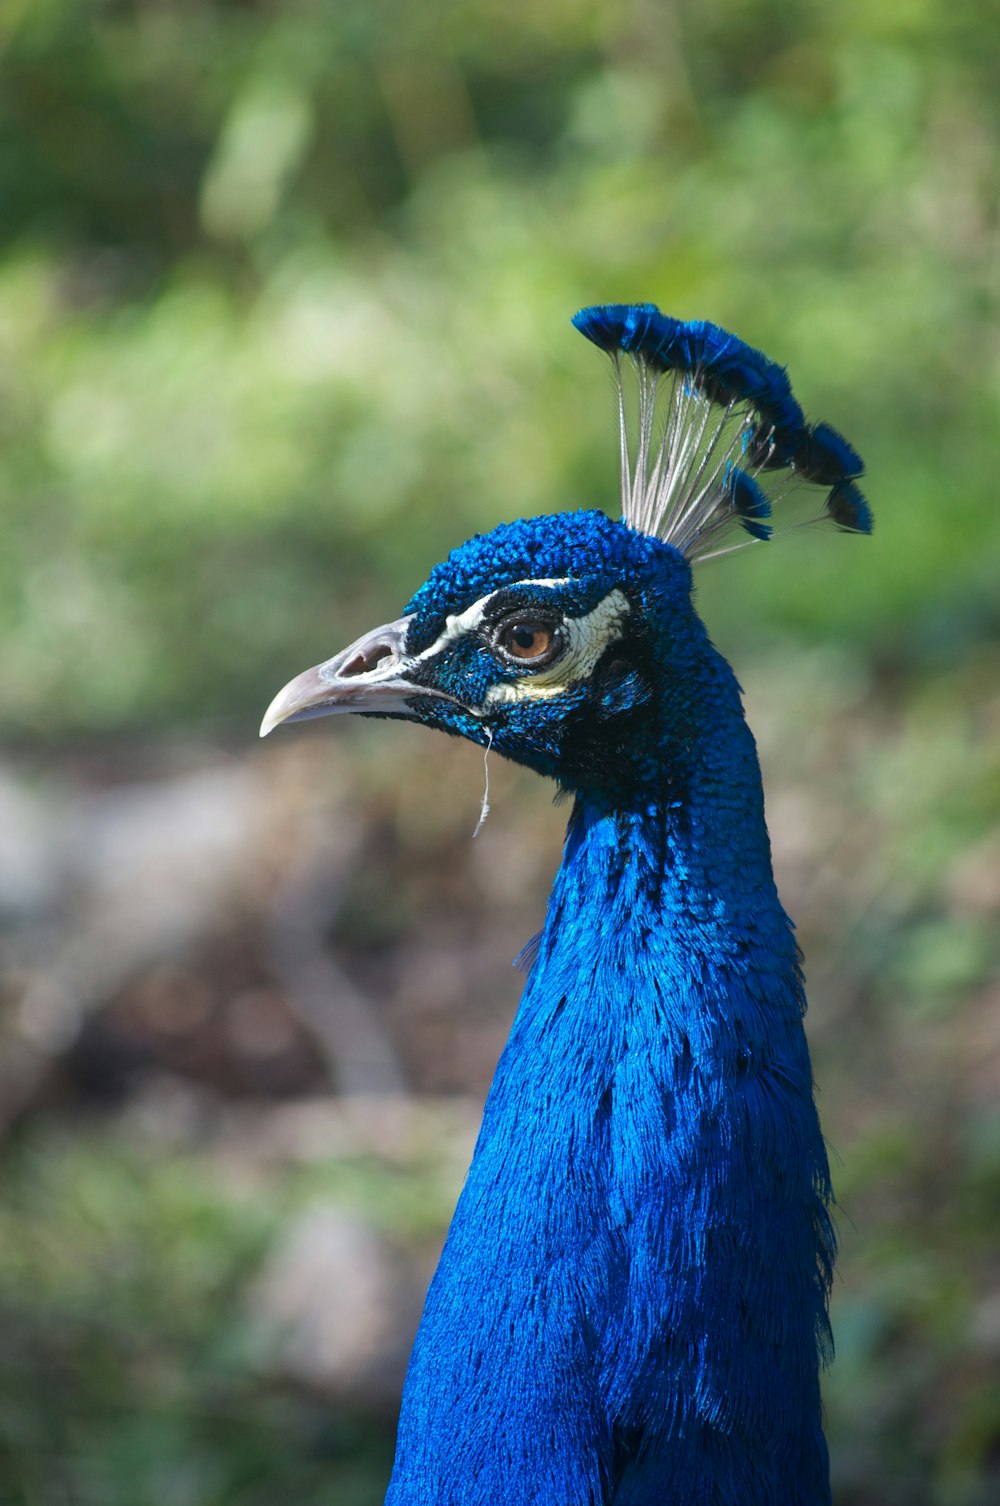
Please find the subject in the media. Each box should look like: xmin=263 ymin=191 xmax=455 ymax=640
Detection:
xmin=473 ymin=727 xmax=494 ymax=839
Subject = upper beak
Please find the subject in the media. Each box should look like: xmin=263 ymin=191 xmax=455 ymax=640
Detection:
xmin=260 ymin=614 xmax=441 ymax=737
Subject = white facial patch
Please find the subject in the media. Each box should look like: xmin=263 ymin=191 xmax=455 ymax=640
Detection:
xmin=411 ymin=578 xmax=573 ymax=664
xmin=484 ymin=588 xmax=631 ymax=707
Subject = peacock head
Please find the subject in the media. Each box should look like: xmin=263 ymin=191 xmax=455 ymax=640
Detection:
xmin=261 ymin=305 xmax=871 ymax=793
xmin=261 ymin=509 xmax=697 ymax=790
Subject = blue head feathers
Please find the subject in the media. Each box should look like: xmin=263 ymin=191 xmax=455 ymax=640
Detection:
xmin=400 ymin=511 xmax=696 ymax=794
xmin=573 ymin=303 xmax=872 ymax=556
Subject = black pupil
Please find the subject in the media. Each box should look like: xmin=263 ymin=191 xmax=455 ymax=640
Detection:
xmin=513 ymin=626 xmax=537 ymax=650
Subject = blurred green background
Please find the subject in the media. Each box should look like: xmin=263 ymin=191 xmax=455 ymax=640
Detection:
xmin=2 ymin=1 xmax=999 ymax=1503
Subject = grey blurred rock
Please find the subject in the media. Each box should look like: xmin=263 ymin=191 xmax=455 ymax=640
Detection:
xmin=248 ymin=1205 xmax=422 ymax=1402
xmin=0 ymin=746 xmax=403 ymax=1126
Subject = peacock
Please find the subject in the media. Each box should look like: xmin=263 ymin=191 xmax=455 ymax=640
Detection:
xmin=261 ymin=303 xmax=872 ymax=1506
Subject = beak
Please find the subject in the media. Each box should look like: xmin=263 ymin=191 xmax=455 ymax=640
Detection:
xmin=261 ymin=615 xmax=447 ymax=737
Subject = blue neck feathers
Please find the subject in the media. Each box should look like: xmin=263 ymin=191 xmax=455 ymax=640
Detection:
xmin=386 ymin=639 xmax=834 ymax=1506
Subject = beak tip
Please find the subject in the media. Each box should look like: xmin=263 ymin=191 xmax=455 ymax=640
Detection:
xmin=259 ymin=689 xmax=292 ymax=739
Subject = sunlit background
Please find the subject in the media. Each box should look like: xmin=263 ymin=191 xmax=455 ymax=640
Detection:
xmin=1 ymin=2 xmax=998 ymax=1502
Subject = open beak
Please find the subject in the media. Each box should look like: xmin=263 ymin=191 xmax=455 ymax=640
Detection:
xmin=260 ymin=615 xmax=443 ymax=737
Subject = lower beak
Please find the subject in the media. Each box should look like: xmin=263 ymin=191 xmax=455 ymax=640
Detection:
xmin=260 ymin=615 xmax=441 ymax=737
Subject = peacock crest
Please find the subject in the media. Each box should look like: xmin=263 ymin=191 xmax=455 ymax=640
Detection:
xmin=573 ymin=303 xmax=872 ymax=561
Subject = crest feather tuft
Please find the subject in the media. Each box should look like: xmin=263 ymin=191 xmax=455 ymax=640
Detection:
xmin=573 ymin=303 xmax=873 ymax=560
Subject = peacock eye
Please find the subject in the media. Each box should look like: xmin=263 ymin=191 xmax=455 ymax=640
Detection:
xmin=494 ymin=616 xmax=563 ymax=666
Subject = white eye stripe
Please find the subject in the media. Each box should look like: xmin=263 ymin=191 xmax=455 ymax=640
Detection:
xmin=411 ymin=578 xmax=573 ymax=664
xmin=483 ymin=589 xmax=631 ymax=706
xmin=409 ymin=580 xmax=632 ymax=709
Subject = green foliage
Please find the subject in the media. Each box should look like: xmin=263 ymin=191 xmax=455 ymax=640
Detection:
xmin=2 ymin=0 xmax=999 ymax=735
xmin=0 ymin=1125 xmax=449 ymax=1505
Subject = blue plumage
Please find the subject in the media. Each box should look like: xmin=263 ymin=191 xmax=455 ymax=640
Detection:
xmin=727 ymin=468 xmax=773 ymax=540
xmin=260 ymin=305 xmax=872 ymax=1505
xmin=794 ymin=421 xmax=865 ymax=486
xmin=828 ymin=479 xmax=874 ymax=533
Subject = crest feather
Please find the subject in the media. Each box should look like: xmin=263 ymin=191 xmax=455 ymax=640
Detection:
xmin=573 ymin=303 xmax=872 ymax=560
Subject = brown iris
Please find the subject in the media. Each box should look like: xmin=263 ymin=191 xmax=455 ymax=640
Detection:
xmin=497 ymin=619 xmax=559 ymax=663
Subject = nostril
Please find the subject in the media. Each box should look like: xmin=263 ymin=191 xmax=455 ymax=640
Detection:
xmin=342 ymin=642 xmax=395 ymax=677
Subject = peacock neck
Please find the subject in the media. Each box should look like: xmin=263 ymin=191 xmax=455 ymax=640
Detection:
xmin=386 ymin=645 xmax=834 ymax=1506
xmin=538 ymin=650 xmax=795 ymax=996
